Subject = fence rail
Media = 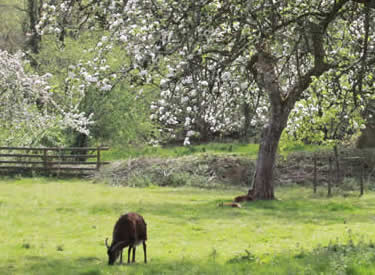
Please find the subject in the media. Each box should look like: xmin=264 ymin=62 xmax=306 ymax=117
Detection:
xmin=0 ymin=147 xmax=109 ymax=176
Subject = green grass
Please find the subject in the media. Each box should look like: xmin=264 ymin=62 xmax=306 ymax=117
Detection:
xmin=102 ymin=142 xmax=330 ymax=161
xmin=1 ymin=178 xmax=375 ymax=274
xmin=102 ymin=143 xmax=260 ymax=161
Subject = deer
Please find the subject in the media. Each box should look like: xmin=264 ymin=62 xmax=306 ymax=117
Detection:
xmin=234 ymin=188 xmax=255 ymax=203
xmin=105 ymin=212 xmax=147 ymax=265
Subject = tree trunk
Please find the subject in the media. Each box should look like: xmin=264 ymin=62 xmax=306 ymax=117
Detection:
xmin=26 ymin=0 xmax=41 ymax=54
xmin=333 ymin=145 xmax=340 ymax=184
xmin=252 ymin=111 xmax=288 ymax=199
xmin=248 ymin=49 xmax=292 ymax=200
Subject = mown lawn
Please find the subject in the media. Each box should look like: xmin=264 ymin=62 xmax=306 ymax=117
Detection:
xmin=1 ymin=178 xmax=375 ymax=274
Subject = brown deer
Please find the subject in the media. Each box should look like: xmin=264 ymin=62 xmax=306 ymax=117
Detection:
xmin=105 ymin=212 xmax=147 ymax=265
xmin=234 ymin=188 xmax=255 ymax=203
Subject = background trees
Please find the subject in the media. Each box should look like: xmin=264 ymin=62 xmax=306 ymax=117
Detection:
xmin=35 ymin=0 xmax=374 ymax=199
xmin=0 ymin=0 xmax=156 ymax=147
xmin=0 ymin=0 xmax=373 ymax=199
xmin=285 ymin=71 xmax=373 ymax=147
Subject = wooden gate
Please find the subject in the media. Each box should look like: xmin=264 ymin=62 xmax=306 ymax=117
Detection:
xmin=0 ymin=147 xmax=109 ymax=176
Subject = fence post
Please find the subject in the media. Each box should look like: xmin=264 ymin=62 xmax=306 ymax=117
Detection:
xmin=360 ymin=160 xmax=364 ymax=197
xmin=43 ymin=148 xmax=48 ymax=173
xmin=313 ymin=154 xmax=317 ymax=194
xmin=57 ymin=148 xmax=61 ymax=176
xmin=96 ymin=147 xmax=101 ymax=170
xmin=333 ymin=145 xmax=340 ymax=185
xmin=328 ymin=157 xmax=332 ymax=197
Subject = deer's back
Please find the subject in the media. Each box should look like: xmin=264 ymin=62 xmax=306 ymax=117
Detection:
xmin=113 ymin=213 xmax=147 ymax=244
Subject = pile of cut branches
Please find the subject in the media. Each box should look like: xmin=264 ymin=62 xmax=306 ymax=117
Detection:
xmin=93 ymin=154 xmax=255 ymax=189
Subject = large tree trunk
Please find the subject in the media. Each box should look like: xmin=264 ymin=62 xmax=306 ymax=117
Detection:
xmin=253 ymin=125 xmax=281 ymax=199
xmin=252 ymin=109 xmax=289 ymax=199
xmin=246 ymin=48 xmax=292 ymax=200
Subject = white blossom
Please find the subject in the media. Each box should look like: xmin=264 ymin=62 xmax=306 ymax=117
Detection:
xmin=183 ymin=137 xmax=190 ymax=146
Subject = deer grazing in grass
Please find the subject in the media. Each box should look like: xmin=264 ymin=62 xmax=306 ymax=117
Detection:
xmin=105 ymin=212 xmax=147 ymax=265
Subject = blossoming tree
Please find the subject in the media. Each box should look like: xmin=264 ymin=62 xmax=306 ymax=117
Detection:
xmin=285 ymin=71 xmax=374 ymax=146
xmin=37 ymin=0 xmax=374 ymax=199
xmin=0 ymin=49 xmax=91 ymax=145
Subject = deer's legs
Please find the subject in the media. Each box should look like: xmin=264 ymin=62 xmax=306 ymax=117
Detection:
xmin=132 ymin=247 xmax=136 ymax=262
xmin=143 ymin=241 xmax=147 ymax=263
xmin=119 ymin=249 xmax=123 ymax=264
xmin=127 ymin=246 xmax=132 ymax=263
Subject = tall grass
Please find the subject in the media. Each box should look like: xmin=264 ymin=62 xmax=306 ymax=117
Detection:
xmin=1 ymin=178 xmax=375 ymax=274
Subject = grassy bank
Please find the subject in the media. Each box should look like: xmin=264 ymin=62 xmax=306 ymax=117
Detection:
xmin=101 ymin=143 xmax=260 ymax=161
xmin=100 ymin=142 xmax=331 ymax=161
xmin=1 ymin=178 xmax=375 ymax=274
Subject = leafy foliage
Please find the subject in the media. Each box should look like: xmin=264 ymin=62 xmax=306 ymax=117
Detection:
xmin=35 ymin=33 xmax=156 ymax=146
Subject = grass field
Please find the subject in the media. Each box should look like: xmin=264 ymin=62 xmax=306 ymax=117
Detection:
xmin=1 ymin=177 xmax=375 ymax=274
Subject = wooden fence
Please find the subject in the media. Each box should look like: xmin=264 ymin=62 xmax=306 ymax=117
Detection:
xmin=0 ymin=147 xmax=109 ymax=176
xmin=276 ymin=149 xmax=375 ymax=196
xmin=312 ymin=155 xmax=368 ymax=197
